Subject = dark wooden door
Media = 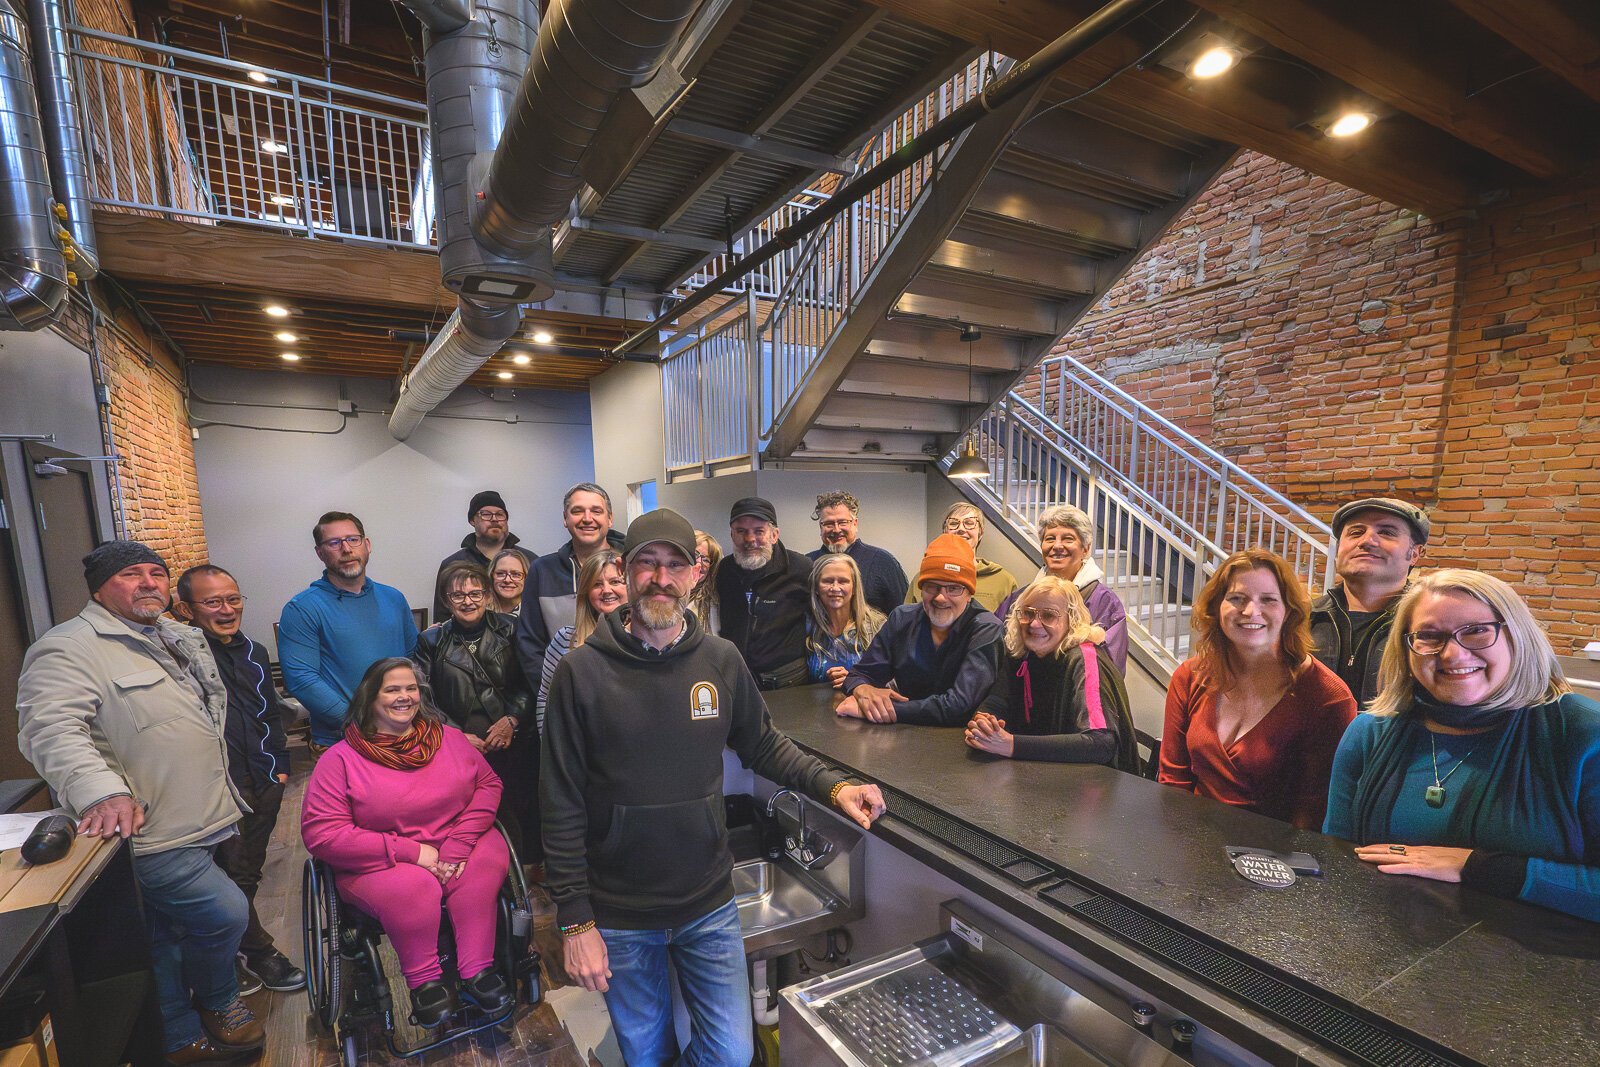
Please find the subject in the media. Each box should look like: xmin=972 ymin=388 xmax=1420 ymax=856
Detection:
xmin=25 ymin=445 xmax=99 ymax=625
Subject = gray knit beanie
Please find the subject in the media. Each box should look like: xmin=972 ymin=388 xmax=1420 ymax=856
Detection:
xmin=83 ymin=540 xmax=169 ymax=593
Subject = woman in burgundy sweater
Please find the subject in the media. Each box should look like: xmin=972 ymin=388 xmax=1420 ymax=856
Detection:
xmin=301 ymin=658 xmax=511 ymax=1029
xmin=1159 ymin=549 xmax=1357 ymax=829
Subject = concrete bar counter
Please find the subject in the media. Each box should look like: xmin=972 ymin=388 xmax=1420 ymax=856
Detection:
xmin=755 ymin=685 xmax=1600 ymax=1067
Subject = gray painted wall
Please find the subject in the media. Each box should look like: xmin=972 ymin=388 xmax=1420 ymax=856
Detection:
xmin=587 ymin=358 xmax=663 ymax=521
xmin=191 ymin=365 xmax=596 ymax=654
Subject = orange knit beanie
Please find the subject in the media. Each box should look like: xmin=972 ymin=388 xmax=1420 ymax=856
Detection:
xmin=916 ymin=533 xmax=977 ymax=593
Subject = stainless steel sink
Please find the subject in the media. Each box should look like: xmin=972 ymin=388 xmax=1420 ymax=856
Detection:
xmin=980 ymin=1025 xmax=1111 ymax=1067
xmin=732 ymin=810 xmax=863 ymax=960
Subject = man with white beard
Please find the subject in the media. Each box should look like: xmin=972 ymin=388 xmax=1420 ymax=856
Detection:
xmin=540 ymin=507 xmax=886 ymax=1065
xmin=839 ymin=533 xmax=1002 ymax=726
xmin=805 ymin=490 xmax=908 ymax=616
xmin=714 ymin=497 xmax=813 ymax=689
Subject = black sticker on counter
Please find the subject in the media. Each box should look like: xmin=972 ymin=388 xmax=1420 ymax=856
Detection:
xmin=1231 ymin=852 xmax=1296 ymax=889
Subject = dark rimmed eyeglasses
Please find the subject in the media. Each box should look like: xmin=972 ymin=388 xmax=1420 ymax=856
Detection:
xmin=1404 ymin=621 xmax=1504 ymax=655
xmin=193 ymin=594 xmax=247 ymax=611
xmin=319 ymin=535 xmax=365 ymax=551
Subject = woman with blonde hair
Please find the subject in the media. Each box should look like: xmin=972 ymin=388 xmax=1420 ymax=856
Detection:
xmin=487 ymin=548 xmax=529 ymax=615
xmin=1159 ymin=548 xmax=1356 ymax=829
xmin=966 ymin=577 xmax=1138 ymax=770
xmin=1324 ymin=569 xmax=1600 ymax=921
xmin=535 ymin=549 xmax=625 ymax=735
xmin=805 ymin=554 xmax=885 ymax=687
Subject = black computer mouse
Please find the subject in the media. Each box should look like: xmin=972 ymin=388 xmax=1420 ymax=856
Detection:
xmin=20 ymin=815 xmax=76 ymax=866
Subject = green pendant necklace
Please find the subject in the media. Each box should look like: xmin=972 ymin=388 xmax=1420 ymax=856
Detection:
xmin=1426 ymin=732 xmax=1479 ymax=808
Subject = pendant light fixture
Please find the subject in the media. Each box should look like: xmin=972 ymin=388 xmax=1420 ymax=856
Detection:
xmin=947 ymin=324 xmax=991 ymax=480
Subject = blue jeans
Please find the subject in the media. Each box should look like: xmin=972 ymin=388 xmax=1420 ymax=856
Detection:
xmin=132 ymin=843 xmax=249 ymax=1052
xmin=600 ymin=899 xmax=753 ymax=1067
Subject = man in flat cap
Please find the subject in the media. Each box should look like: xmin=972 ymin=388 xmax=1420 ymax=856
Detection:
xmin=1310 ymin=497 xmax=1430 ymax=706
xmin=714 ymin=496 xmax=813 ymax=689
xmin=16 ymin=541 xmax=263 ymax=1063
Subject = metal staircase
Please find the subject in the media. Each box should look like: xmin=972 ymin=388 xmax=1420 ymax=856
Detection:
xmin=657 ymin=54 xmax=1333 ymax=678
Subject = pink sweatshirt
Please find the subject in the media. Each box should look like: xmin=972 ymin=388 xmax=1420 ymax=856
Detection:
xmin=301 ymin=727 xmax=503 ymax=871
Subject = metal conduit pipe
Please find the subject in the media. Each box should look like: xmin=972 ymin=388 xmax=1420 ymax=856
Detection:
xmin=388 ymin=298 xmax=523 ymax=440
xmin=470 ymin=0 xmax=698 ymax=258
xmin=0 ymin=0 xmax=68 ymax=330
xmin=26 ymin=0 xmax=97 ymax=279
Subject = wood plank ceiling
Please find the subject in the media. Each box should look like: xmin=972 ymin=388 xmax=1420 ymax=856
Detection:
xmin=864 ymin=0 xmax=1600 ymax=217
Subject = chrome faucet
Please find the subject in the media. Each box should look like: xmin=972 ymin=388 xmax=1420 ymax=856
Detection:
xmin=766 ymin=789 xmax=834 ymax=870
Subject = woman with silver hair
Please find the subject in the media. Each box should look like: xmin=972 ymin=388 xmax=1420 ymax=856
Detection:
xmin=1324 ymin=568 xmax=1600 ymax=922
xmin=998 ymin=505 xmax=1128 ymax=672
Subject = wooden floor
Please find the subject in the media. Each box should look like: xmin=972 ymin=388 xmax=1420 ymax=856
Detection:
xmin=245 ymin=743 xmax=595 ymax=1066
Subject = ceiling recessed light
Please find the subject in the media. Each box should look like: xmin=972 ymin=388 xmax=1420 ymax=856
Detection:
xmin=246 ymin=69 xmax=271 ymax=84
xmin=1328 ymin=111 xmax=1373 ymax=138
xmin=531 ymin=329 xmax=554 ymax=344
xmin=263 ymin=304 xmax=290 ymax=317
xmin=496 ymin=370 xmax=513 ymax=380
xmin=269 ymin=194 xmax=294 ymax=206
xmin=260 ymin=139 xmax=288 ymax=154
xmin=511 ymin=353 xmax=531 ymax=365
xmin=274 ymin=331 xmax=298 ymax=343
xmin=1188 ymin=46 xmax=1238 ymax=80
xmin=280 ymin=352 xmax=301 ymax=361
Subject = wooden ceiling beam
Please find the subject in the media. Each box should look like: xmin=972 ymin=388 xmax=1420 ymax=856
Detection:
xmin=1447 ymin=0 xmax=1600 ymax=104
xmin=862 ymin=0 xmax=1505 ymax=214
xmin=93 ymin=211 xmax=454 ymax=311
xmin=1187 ymin=0 xmax=1581 ymax=178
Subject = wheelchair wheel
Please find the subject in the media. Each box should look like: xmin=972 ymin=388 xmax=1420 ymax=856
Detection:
xmin=302 ymin=859 xmax=345 ymax=1032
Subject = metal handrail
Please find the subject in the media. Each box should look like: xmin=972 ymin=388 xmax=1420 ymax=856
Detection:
xmin=1038 ymin=353 xmax=1331 ymax=548
xmin=961 ymin=399 xmax=1209 ymax=670
xmin=69 ymin=26 xmax=433 ymax=249
xmin=662 ymin=301 xmax=758 ymax=479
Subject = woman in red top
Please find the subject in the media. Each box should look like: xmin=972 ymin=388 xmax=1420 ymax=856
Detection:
xmin=1159 ymin=548 xmax=1356 ymax=829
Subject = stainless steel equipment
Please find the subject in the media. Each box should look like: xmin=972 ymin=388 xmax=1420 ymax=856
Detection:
xmin=781 ymin=901 xmax=1199 ymax=1067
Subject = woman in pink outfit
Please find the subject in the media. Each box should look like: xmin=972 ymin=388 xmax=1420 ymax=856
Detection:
xmin=301 ymin=658 xmax=512 ymax=1028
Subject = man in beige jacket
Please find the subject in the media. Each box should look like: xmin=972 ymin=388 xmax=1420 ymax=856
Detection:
xmin=17 ymin=541 xmax=263 ymax=1064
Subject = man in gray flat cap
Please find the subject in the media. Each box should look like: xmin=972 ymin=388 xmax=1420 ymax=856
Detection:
xmin=16 ymin=541 xmax=263 ymax=1063
xmin=1310 ymin=498 xmax=1430 ymax=706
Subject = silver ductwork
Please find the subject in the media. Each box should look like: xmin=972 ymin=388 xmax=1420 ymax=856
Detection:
xmin=388 ymin=299 xmax=522 ymax=440
xmin=419 ymin=0 xmax=554 ymax=303
xmin=403 ymin=0 xmax=470 ymax=34
xmin=0 ymin=0 xmax=68 ymax=330
xmin=471 ymin=0 xmax=700 ymax=259
xmin=26 ymin=0 xmax=97 ymax=279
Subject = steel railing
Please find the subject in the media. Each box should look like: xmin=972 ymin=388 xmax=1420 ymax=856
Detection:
xmin=662 ymin=306 xmax=759 ymax=479
xmin=69 ymin=26 xmax=433 ymax=248
xmin=961 ymin=395 xmax=1214 ymax=670
xmin=1027 ymin=353 xmax=1333 ymax=588
xmin=671 ymin=190 xmax=830 ymax=301
xmin=759 ymin=53 xmax=1001 ymax=437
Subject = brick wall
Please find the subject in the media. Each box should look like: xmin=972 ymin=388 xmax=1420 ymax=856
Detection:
xmin=96 ymin=303 xmax=208 ymax=574
xmin=1022 ymin=150 xmax=1598 ymax=649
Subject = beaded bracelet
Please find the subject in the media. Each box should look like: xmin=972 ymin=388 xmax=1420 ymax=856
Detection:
xmin=829 ymin=780 xmax=849 ymax=806
xmin=560 ymin=920 xmax=597 ymax=938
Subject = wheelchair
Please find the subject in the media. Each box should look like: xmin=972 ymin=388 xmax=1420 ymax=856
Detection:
xmin=302 ymin=823 xmax=542 ymax=1065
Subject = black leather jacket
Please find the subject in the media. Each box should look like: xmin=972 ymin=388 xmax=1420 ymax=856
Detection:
xmin=410 ymin=611 xmax=531 ymax=737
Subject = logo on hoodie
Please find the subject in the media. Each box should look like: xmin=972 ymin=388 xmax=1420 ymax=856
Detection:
xmin=690 ymin=682 xmax=719 ymax=720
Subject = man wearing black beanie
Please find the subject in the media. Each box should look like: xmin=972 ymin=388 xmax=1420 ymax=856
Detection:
xmin=17 ymin=540 xmax=264 ymax=1061
xmin=433 ymin=489 xmax=532 ymax=623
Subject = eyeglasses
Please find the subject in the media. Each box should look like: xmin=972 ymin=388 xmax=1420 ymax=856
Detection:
xmin=491 ymin=571 xmax=524 ymax=582
xmin=193 ymin=594 xmax=247 ymax=611
xmin=922 ymin=581 xmax=970 ymax=599
xmin=1404 ymin=622 xmax=1504 ymax=655
xmin=474 ymin=510 xmax=508 ymax=522
xmin=1016 ymin=606 xmax=1064 ymax=624
xmin=446 ymin=590 xmax=486 ymax=604
xmin=943 ymin=518 xmax=982 ymax=531
xmin=694 ymin=553 xmax=711 ymax=565
xmin=319 ymin=535 xmax=365 ymax=551
xmin=819 ymin=519 xmax=856 ymax=531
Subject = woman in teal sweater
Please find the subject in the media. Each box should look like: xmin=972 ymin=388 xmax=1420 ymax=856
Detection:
xmin=1324 ymin=569 xmax=1600 ymax=923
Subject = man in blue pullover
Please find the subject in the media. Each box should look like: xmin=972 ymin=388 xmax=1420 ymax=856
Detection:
xmin=278 ymin=511 xmax=417 ymax=750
